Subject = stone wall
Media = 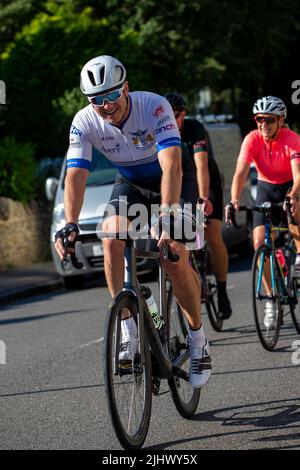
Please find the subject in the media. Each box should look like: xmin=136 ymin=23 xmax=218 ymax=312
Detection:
xmin=0 ymin=197 xmax=52 ymax=271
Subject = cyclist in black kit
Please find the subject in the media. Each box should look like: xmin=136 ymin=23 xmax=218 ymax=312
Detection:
xmin=165 ymin=92 xmax=232 ymax=320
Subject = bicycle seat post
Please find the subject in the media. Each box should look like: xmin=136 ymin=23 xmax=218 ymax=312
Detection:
xmin=123 ymin=238 xmax=137 ymax=291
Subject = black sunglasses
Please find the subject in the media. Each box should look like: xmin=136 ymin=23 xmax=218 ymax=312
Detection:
xmin=254 ymin=116 xmax=277 ymax=124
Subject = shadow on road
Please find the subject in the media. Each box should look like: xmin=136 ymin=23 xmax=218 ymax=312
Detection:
xmin=146 ymin=397 xmax=300 ymax=450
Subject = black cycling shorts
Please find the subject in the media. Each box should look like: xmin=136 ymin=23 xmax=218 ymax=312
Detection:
xmin=208 ymin=187 xmax=223 ymax=221
xmin=253 ymin=179 xmax=292 ymax=228
xmin=102 ymin=174 xmax=199 ymax=245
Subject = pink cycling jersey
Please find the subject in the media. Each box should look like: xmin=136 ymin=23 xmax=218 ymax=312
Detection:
xmin=238 ymin=128 xmax=300 ymax=184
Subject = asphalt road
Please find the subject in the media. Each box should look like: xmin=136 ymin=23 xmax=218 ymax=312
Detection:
xmin=0 ymin=256 xmax=299 ymax=450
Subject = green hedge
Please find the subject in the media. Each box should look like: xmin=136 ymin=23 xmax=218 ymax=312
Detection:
xmin=0 ymin=136 xmax=37 ymax=203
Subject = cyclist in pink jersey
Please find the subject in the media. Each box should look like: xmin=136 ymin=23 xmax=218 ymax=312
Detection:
xmin=228 ymin=96 xmax=300 ymax=327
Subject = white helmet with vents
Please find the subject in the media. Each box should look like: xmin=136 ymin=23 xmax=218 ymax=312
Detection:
xmin=253 ymin=96 xmax=287 ymax=118
xmin=80 ymin=55 xmax=126 ymax=96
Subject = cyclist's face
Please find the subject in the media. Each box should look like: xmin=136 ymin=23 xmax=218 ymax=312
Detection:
xmin=92 ymin=81 xmax=129 ymax=124
xmin=255 ymin=113 xmax=282 ymax=140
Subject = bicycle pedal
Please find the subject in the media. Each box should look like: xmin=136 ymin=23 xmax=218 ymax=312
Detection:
xmin=118 ymin=363 xmax=133 ymax=375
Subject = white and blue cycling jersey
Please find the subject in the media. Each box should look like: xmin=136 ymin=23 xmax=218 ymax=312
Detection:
xmin=66 ymin=91 xmax=181 ymax=189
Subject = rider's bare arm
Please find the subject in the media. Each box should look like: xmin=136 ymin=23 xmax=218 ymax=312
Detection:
xmin=194 ymin=151 xmax=210 ymax=200
xmin=157 ymin=146 xmax=182 ymax=209
xmin=64 ymin=167 xmax=89 ymax=223
xmin=288 ymin=161 xmax=300 ymax=216
xmin=230 ymin=160 xmax=250 ymax=208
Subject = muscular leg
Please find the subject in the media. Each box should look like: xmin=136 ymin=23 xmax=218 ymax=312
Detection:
xmin=102 ymin=215 xmax=128 ymax=298
xmin=205 ymin=219 xmax=228 ymax=282
xmin=253 ymin=225 xmax=272 ymax=294
xmin=162 ymin=241 xmax=201 ymax=329
xmin=205 ymin=218 xmax=232 ymax=319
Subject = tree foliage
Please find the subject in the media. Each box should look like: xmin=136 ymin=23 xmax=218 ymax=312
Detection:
xmin=0 ymin=0 xmax=142 ymax=156
xmin=0 ymin=0 xmax=299 ymax=165
xmin=0 ymin=136 xmax=36 ymax=203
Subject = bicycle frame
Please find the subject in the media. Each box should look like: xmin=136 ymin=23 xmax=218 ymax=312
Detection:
xmin=121 ymin=239 xmax=189 ymax=381
xmin=256 ymin=212 xmax=293 ymax=303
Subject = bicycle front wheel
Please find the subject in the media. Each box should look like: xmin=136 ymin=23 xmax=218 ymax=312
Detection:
xmin=103 ymin=291 xmax=152 ymax=450
xmin=167 ymin=290 xmax=201 ymax=418
xmin=252 ymin=245 xmax=282 ymax=351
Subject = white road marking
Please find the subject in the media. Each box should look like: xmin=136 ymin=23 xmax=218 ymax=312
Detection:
xmin=79 ymin=337 xmax=104 ymax=349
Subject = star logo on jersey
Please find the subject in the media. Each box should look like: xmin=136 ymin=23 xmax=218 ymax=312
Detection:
xmin=153 ymin=105 xmax=165 ymax=119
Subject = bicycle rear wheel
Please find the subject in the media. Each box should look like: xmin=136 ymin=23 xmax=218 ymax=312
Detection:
xmin=167 ymin=290 xmax=201 ymax=418
xmin=206 ymin=279 xmax=223 ymax=332
xmin=284 ymin=247 xmax=300 ymax=333
xmin=252 ymin=245 xmax=282 ymax=351
xmin=103 ymin=291 xmax=152 ymax=450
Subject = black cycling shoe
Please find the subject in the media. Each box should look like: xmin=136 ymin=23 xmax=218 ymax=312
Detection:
xmin=218 ymin=292 xmax=232 ymax=320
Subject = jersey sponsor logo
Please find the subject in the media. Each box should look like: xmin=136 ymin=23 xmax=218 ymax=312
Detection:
xmin=69 ymin=135 xmax=82 ymax=148
xmin=101 ymin=136 xmax=114 ymax=141
xmin=129 ymin=129 xmax=155 ymax=150
xmin=70 ymin=125 xmax=83 ymax=136
xmin=156 ymin=123 xmax=176 ymax=134
xmin=157 ymin=115 xmax=171 ymax=126
xmin=153 ymin=105 xmax=165 ymax=118
xmin=69 ymin=142 xmax=82 ymax=149
xmin=101 ymin=143 xmax=121 ymax=154
xmin=194 ymin=139 xmax=207 ymax=147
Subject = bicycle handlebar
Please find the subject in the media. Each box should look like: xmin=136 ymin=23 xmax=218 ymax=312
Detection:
xmin=61 ymin=231 xmax=180 ymax=271
xmin=225 ymin=196 xmax=298 ymax=228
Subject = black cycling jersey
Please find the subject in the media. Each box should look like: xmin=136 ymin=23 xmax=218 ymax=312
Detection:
xmin=181 ymin=118 xmax=223 ymax=220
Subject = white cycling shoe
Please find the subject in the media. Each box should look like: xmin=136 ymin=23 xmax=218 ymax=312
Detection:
xmin=264 ymin=300 xmax=276 ymax=328
xmin=119 ymin=318 xmax=138 ymax=366
xmin=189 ymin=337 xmax=212 ymax=388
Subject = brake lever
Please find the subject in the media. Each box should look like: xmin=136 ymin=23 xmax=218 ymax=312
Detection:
xmin=225 ymin=203 xmax=241 ymax=229
xmin=161 ymin=243 xmax=180 ymax=262
xmin=62 ymin=234 xmax=84 ymax=270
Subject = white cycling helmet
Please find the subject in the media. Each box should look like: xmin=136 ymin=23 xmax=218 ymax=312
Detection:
xmin=253 ymin=96 xmax=287 ymax=118
xmin=80 ymin=55 xmax=126 ymax=96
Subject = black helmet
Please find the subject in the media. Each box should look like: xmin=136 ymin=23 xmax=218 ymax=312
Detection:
xmin=165 ymin=92 xmax=186 ymax=111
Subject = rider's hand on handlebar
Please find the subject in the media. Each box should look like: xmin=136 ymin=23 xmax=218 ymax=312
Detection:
xmin=201 ymin=198 xmax=213 ymax=216
xmin=225 ymin=200 xmax=240 ymax=225
xmin=286 ymin=194 xmax=300 ymax=218
xmin=54 ymin=223 xmax=79 ymax=261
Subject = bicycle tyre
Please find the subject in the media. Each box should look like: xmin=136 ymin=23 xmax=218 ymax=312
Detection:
xmin=103 ymin=291 xmax=152 ymax=450
xmin=284 ymin=247 xmax=300 ymax=333
xmin=167 ymin=289 xmax=201 ymax=418
xmin=252 ymin=245 xmax=282 ymax=351
xmin=206 ymin=280 xmax=223 ymax=332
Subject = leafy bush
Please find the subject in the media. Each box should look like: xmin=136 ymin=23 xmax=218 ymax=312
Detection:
xmin=0 ymin=136 xmax=37 ymax=203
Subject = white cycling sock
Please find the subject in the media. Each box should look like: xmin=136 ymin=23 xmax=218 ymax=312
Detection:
xmin=296 ymin=253 xmax=300 ymax=265
xmin=121 ymin=316 xmax=137 ymax=338
xmin=189 ymin=324 xmax=208 ymax=349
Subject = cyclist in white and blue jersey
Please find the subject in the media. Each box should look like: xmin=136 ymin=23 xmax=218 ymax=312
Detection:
xmin=55 ymin=55 xmax=211 ymax=388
